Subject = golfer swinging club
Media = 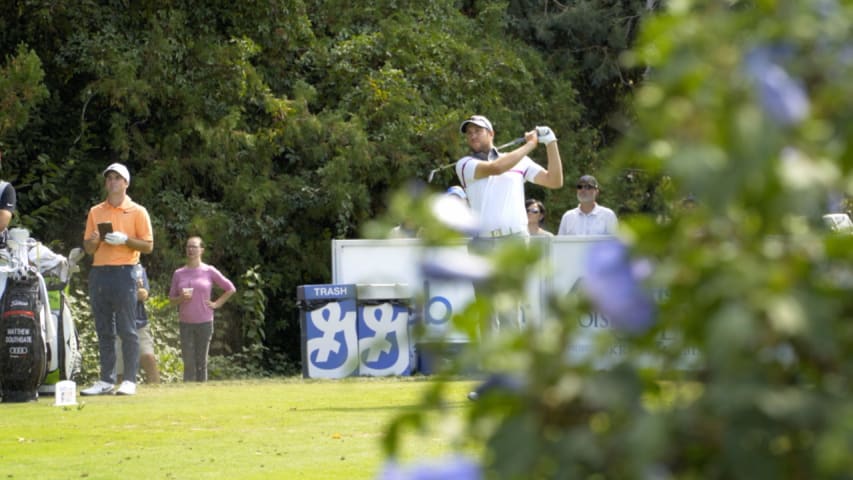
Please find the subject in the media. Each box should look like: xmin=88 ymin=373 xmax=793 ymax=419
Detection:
xmin=455 ymin=115 xmax=563 ymax=333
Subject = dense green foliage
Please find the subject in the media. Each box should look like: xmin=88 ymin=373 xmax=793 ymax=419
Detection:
xmin=1 ymin=0 xmax=650 ymax=369
xmin=386 ymin=0 xmax=853 ymax=478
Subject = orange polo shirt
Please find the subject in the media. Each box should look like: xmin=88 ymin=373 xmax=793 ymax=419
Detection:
xmin=84 ymin=195 xmax=153 ymax=266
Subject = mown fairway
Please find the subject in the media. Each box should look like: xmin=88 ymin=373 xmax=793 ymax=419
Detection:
xmin=0 ymin=377 xmax=474 ymax=479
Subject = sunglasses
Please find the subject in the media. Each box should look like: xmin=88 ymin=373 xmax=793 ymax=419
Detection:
xmin=576 ymin=184 xmax=597 ymax=190
xmin=527 ymin=209 xmax=540 ymax=214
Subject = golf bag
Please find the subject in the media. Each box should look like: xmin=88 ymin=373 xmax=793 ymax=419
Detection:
xmin=39 ymin=287 xmax=81 ymax=394
xmin=0 ymin=274 xmax=47 ymax=402
xmin=0 ymin=229 xmax=82 ymax=402
xmin=29 ymin=241 xmax=82 ymax=394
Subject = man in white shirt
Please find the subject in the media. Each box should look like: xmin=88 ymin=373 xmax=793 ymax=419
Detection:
xmin=455 ymin=115 xmax=563 ymax=238
xmin=558 ymin=175 xmax=618 ymax=235
xmin=455 ymin=115 xmax=563 ymax=334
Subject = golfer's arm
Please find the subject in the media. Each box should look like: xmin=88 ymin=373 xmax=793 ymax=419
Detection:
xmin=534 ymin=142 xmax=564 ymax=189
xmin=475 ymin=141 xmax=537 ymax=179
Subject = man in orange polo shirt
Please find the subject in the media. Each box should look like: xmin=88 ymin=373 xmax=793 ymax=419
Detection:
xmin=81 ymin=163 xmax=153 ymax=396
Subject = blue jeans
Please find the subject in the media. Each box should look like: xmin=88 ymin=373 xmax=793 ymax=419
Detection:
xmin=180 ymin=322 xmax=213 ymax=382
xmin=89 ymin=266 xmax=139 ymax=384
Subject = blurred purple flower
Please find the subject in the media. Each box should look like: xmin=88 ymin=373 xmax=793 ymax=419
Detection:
xmin=840 ymin=44 xmax=853 ymax=67
xmin=745 ymin=47 xmax=810 ymax=126
xmin=582 ymin=239 xmax=656 ymax=333
xmin=827 ymin=191 xmax=845 ymax=214
xmin=378 ymin=456 xmax=481 ymax=480
xmin=815 ymin=0 xmax=839 ymax=20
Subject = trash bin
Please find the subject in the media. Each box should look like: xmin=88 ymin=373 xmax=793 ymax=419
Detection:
xmin=355 ymin=284 xmax=414 ymax=376
xmin=296 ymin=284 xmax=358 ymax=379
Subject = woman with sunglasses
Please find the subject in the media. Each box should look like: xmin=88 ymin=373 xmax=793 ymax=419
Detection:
xmin=557 ymin=175 xmax=618 ymax=235
xmin=525 ymin=199 xmax=553 ymax=236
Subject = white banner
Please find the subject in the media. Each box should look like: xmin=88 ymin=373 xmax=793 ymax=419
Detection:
xmin=331 ymin=237 xmax=609 ymax=338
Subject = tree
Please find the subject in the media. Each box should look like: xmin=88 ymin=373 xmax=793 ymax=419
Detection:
xmin=1 ymin=0 xmax=629 ymax=371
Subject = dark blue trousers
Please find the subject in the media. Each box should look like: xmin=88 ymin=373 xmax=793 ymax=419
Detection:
xmin=89 ymin=266 xmax=139 ymax=384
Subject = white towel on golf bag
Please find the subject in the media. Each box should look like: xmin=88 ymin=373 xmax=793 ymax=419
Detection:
xmin=28 ymin=241 xmax=71 ymax=282
xmin=0 ymin=236 xmax=63 ymax=350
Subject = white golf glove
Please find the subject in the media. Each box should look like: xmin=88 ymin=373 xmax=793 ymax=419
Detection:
xmin=536 ymin=126 xmax=557 ymax=145
xmin=104 ymin=231 xmax=128 ymax=245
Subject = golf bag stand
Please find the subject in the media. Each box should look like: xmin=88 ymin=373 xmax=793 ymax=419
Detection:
xmin=39 ymin=272 xmax=82 ymax=394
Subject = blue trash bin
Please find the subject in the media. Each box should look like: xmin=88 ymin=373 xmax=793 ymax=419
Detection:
xmin=355 ymin=284 xmax=414 ymax=376
xmin=297 ymin=284 xmax=358 ymax=379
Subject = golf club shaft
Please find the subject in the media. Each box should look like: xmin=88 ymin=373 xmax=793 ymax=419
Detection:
xmin=497 ymin=137 xmax=525 ymax=150
xmin=428 ymin=136 xmax=525 ymax=183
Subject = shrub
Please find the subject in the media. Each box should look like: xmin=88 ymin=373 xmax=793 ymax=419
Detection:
xmin=384 ymin=2 xmax=853 ymax=478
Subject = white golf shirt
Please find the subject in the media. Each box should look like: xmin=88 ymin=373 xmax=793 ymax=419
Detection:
xmin=456 ymin=148 xmax=543 ymax=237
xmin=557 ymin=204 xmax=618 ymax=236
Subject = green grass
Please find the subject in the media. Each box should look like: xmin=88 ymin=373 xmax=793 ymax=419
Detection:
xmin=0 ymin=377 xmax=475 ymax=479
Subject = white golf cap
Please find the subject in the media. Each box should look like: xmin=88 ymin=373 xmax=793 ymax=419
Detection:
xmin=103 ymin=162 xmax=130 ymax=184
xmin=459 ymin=115 xmax=494 ymax=134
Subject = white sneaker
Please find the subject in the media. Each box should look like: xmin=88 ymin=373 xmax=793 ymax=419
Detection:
xmin=115 ymin=381 xmax=136 ymax=396
xmin=81 ymin=381 xmax=114 ymax=396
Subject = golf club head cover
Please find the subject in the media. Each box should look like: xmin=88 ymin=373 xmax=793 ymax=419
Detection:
xmin=536 ymin=126 xmax=557 ymax=145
